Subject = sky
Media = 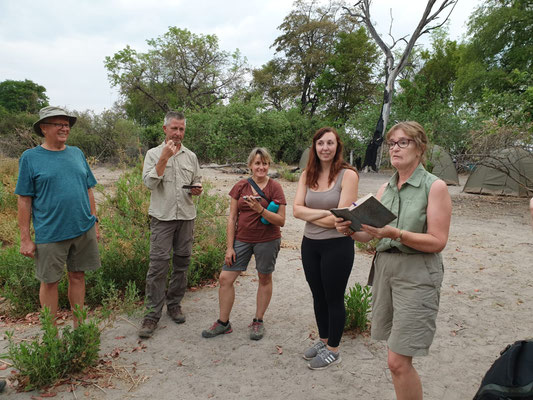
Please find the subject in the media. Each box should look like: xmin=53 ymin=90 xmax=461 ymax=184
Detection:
xmin=0 ymin=0 xmax=481 ymax=113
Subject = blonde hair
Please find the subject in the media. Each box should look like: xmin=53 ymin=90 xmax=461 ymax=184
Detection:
xmin=247 ymin=147 xmax=272 ymax=167
xmin=386 ymin=121 xmax=428 ymax=164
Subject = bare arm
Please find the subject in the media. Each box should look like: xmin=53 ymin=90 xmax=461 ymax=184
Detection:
xmin=312 ymin=169 xmax=359 ymax=228
xmin=258 ymin=203 xmax=286 ymax=227
xmin=224 ymin=198 xmax=239 ymax=266
xmin=360 ymin=180 xmax=452 ymax=253
xmin=18 ymin=195 xmax=35 ymax=258
xmin=88 ymin=188 xmax=100 ymax=241
xmin=292 ymin=171 xmax=339 ymax=222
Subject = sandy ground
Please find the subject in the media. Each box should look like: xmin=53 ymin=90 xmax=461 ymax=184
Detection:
xmin=1 ymin=165 xmax=532 ymax=399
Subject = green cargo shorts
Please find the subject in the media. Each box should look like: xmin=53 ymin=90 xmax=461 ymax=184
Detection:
xmin=371 ymin=250 xmax=444 ymax=357
xmin=35 ymin=225 xmax=101 ymax=283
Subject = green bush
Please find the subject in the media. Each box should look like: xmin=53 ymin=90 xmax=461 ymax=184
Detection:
xmin=344 ymin=282 xmax=372 ymax=332
xmin=5 ymin=307 xmax=100 ymax=391
xmin=355 ymin=238 xmax=380 ymax=254
xmin=276 ymin=162 xmax=300 ymax=182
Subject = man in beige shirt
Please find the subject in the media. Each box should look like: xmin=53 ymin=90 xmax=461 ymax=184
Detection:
xmin=139 ymin=111 xmax=202 ymax=338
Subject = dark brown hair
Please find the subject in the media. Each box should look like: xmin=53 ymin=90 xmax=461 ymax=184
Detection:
xmin=305 ymin=127 xmax=356 ymax=189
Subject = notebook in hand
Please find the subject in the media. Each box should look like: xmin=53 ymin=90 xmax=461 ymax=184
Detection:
xmin=330 ymin=194 xmax=396 ymax=232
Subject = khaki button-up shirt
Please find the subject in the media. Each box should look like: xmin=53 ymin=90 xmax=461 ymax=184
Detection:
xmin=142 ymin=142 xmax=202 ymax=221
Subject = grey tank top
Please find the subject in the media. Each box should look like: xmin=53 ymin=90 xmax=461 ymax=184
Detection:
xmin=304 ymin=169 xmax=346 ymax=240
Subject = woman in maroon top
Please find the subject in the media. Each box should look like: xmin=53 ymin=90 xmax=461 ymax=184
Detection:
xmin=202 ymin=147 xmax=286 ymax=340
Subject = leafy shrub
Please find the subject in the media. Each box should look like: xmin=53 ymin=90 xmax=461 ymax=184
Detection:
xmin=355 ymin=237 xmax=380 ymax=254
xmin=188 ymin=186 xmax=228 ymax=286
xmin=344 ymin=282 xmax=372 ymax=332
xmin=0 ymin=157 xmax=19 ymax=246
xmin=5 ymin=307 xmax=100 ymax=391
xmin=276 ymin=162 xmax=300 ymax=182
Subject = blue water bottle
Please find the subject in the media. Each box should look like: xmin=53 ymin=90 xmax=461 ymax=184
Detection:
xmin=261 ymin=201 xmax=279 ymax=225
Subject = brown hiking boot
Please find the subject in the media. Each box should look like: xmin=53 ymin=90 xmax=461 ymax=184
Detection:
xmin=138 ymin=318 xmax=157 ymax=338
xmin=167 ymin=305 xmax=186 ymax=324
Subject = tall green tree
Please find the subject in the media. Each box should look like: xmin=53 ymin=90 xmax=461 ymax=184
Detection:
xmin=104 ymin=27 xmax=247 ymax=125
xmin=264 ymin=0 xmax=356 ymax=116
xmin=392 ymin=30 xmax=477 ymax=152
xmin=0 ymin=79 xmax=49 ymax=113
xmin=251 ymin=58 xmax=295 ymax=111
xmin=315 ymin=27 xmax=379 ymax=123
xmin=455 ymin=0 xmax=533 ymax=125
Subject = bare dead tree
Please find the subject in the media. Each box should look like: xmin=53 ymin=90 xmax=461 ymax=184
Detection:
xmin=343 ymin=0 xmax=457 ymax=171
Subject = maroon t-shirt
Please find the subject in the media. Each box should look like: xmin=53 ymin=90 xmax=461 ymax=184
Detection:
xmin=229 ymin=179 xmax=286 ymax=243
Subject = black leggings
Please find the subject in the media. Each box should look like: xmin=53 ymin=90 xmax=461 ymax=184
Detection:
xmin=301 ymin=236 xmax=354 ymax=348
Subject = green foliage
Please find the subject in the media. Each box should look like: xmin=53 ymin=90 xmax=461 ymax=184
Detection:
xmin=276 ymin=162 xmax=300 ymax=182
xmin=105 ymin=27 xmax=247 ymax=123
xmin=0 ymin=79 xmax=48 ymax=114
xmin=255 ymin=0 xmax=380 ymax=119
xmin=5 ymin=307 xmax=100 ymax=391
xmin=316 ymin=28 xmax=380 ymax=123
xmin=188 ymin=186 xmax=228 ymax=286
xmin=455 ymin=0 xmax=533 ymax=123
xmin=185 ymin=100 xmax=334 ymax=164
xmin=0 ymin=109 xmax=41 ymax=158
xmin=68 ymin=109 xmax=143 ymax=163
xmin=354 ymin=238 xmax=380 ymax=254
xmin=344 ymin=282 xmax=372 ymax=332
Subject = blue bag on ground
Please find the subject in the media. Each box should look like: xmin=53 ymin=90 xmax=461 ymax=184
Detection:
xmin=261 ymin=201 xmax=279 ymax=225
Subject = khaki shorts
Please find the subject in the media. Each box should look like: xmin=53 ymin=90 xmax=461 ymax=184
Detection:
xmin=371 ymin=251 xmax=444 ymax=357
xmin=35 ymin=225 xmax=101 ymax=283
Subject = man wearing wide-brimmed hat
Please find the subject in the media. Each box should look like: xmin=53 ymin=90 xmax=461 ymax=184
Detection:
xmin=15 ymin=106 xmax=101 ymax=327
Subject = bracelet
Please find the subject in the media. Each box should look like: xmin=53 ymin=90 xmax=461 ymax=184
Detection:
xmin=259 ymin=208 xmax=264 ymax=215
xmin=397 ymin=229 xmax=403 ymax=242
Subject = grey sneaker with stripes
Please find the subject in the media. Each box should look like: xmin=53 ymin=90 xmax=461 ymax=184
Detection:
xmin=308 ymin=347 xmax=341 ymax=370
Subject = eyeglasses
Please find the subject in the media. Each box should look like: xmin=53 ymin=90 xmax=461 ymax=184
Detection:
xmin=386 ymin=139 xmax=414 ymax=149
xmin=42 ymin=122 xmax=70 ymax=129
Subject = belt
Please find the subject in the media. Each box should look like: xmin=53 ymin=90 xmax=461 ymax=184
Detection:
xmin=382 ymin=247 xmax=402 ymax=253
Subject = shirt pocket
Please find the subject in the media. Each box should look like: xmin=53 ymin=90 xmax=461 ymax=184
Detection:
xmin=162 ymin=166 xmax=175 ymax=182
xmin=180 ymin=166 xmax=195 ymax=184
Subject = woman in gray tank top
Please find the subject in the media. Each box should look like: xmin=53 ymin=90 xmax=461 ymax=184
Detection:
xmin=293 ymin=126 xmax=359 ymax=370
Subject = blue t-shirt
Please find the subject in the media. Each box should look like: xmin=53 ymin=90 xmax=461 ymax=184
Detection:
xmin=15 ymin=145 xmax=97 ymax=244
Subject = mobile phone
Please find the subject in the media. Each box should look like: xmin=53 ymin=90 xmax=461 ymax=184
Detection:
xmin=182 ymin=185 xmax=202 ymax=189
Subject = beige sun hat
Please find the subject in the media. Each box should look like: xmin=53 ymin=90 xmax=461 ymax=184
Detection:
xmin=33 ymin=106 xmax=77 ymax=136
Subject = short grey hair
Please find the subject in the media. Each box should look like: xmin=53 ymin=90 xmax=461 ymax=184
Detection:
xmin=164 ymin=111 xmax=186 ymax=127
xmin=247 ymin=147 xmax=272 ymax=166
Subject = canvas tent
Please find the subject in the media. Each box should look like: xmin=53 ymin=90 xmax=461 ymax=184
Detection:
xmin=429 ymin=145 xmax=459 ymax=185
xmin=463 ymin=147 xmax=533 ymax=197
xmin=298 ymin=147 xmax=311 ymax=170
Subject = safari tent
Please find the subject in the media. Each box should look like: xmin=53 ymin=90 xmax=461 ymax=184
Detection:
xmin=463 ymin=147 xmax=533 ymax=197
xmin=429 ymin=145 xmax=459 ymax=185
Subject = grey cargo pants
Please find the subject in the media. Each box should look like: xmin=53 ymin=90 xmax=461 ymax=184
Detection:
xmin=144 ymin=217 xmax=194 ymax=321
